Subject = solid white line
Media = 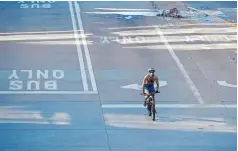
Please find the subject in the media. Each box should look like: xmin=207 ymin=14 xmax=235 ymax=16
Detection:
xmin=0 ymin=120 xmax=70 ymax=125
xmin=155 ymin=27 xmax=204 ymax=104
xmin=74 ymin=1 xmax=98 ymax=92
xmin=0 ymin=30 xmax=82 ymax=35
xmin=83 ymin=11 xmax=159 ymax=16
xmin=0 ymin=120 xmax=50 ymax=125
xmin=0 ymin=91 xmax=98 ymax=94
xmin=94 ymin=8 xmax=156 ymax=11
xmin=0 ymin=33 xmax=89 ymax=41
xmin=68 ymin=1 xmax=89 ymax=91
xmin=102 ymin=104 xmax=237 ymax=108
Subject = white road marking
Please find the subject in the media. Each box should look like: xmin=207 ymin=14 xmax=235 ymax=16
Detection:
xmin=102 ymin=104 xmax=236 ymax=108
xmin=74 ymin=2 xmax=98 ymax=92
xmin=217 ymin=81 xmax=237 ymax=88
xmin=0 ymin=23 xmax=226 ymax=35
xmin=49 ymin=112 xmax=71 ymax=125
xmin=68 ymin=1 xmax=88 ymax=91
xmin=123 ymin=43 xmax=237 ymax=51
xmin=21 ymin=40 xmax=93 ymax=45
xmin=111 ymin=36 xmax=236 ymax=44
xmin=0 ymin=106 xmax=71 ymax=125
xmin=112 ymin=28 xmax=235 ymax=36
xmin=0 ymin=120 xmax=50 ymax=125
xmin=0 ymin=30 xmax=82 ymax=35
xmin=94 ymin=8 xmax=156 ymax=11
xmin=0 ymin=112 xmax=43 ymax=119
xmin=0 ymin=91 xmax=98 ymax=94
xmin=155 ymin=27 xmax=204 ymax=104
xmin=104 ymin=114 xmax=236 ymax=132
xmin=83 ymin=11 xmax=159 ymax=16
xmin=0 ymin=33 xmax=92 ymax=41
xmin=201 ymin=10 xmax=225 ymax=16
xmin=218 ymin=8 xmax=237 ymax=11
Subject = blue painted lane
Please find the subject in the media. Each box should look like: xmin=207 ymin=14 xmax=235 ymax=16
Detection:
xmin=0 ymin=129 xmax=108 ymax=148
xmin=103 ymin=107 xmax=236 ymax=150
xmin=0 ymin=35 xmax=81 ymax=70
xmin=0 ymin=1 xmax=94 ymax=94
xmin=0 ymin=1 xmax=73 ymax=32
xmin=0 ymin=101 xmax=104 ymax=130
xmin=0 ymin=101 xmax=107 ymax=150
xmin=0 ymin=1 xmax=236 ymax=151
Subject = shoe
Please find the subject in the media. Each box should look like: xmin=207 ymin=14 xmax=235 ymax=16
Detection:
xmin=149 ymin=112 xmax=152 ymax=116
xmin=143 ymin=101 xmax=146 ymax=107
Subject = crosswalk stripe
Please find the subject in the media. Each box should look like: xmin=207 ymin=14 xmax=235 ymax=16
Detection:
xmin=102 ymin=104 xmax=236 ymax=108
xmin=0 ymin=91 xmax=98 ymax=94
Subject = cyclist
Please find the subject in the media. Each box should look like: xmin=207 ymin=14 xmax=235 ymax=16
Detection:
xmin=142 ymin=68 xmax=160 ymax=107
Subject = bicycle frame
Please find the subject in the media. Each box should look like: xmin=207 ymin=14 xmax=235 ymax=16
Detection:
xmin=141 ymin=92 xmax=157 ymax=121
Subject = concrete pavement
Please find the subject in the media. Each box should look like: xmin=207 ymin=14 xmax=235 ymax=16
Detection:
xmin=0 ymin=1 xmax=236 ymax=151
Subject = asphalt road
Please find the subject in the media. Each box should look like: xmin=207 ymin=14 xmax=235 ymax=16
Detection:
xmin=0 ymin=1 xmax=237 ymax=151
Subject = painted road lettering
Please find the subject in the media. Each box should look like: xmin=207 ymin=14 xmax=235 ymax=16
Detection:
xmin=101 ymin=36 xmax=146 ymax=44
xmin=185 ymin=35 xmax=234 ymax=42
xmin=8 ymin=70 xmax=64 ymax=91
xmin=18 ymin=1 xmax=55 ymax=9
xmin=100 ymin=35 xmax=235 ymax=44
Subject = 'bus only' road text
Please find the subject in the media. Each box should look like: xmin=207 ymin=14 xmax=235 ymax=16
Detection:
xmin=8 ymin=70 xmax=64 ymax=91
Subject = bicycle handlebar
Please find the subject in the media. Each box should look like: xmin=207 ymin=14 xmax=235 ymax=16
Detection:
xmin=140 ymin=91 xmax=160 ymax=96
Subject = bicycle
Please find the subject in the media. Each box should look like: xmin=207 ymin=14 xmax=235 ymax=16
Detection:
xmin=140 ymin=91 xmax=159 ymax=121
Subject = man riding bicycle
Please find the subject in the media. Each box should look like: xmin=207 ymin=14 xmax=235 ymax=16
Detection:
xmin=142 ymin=68 xmax=160 ymax=107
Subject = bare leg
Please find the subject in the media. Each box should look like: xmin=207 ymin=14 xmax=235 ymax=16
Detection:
xmin=143 ymin=90 xmax=150 ymax=106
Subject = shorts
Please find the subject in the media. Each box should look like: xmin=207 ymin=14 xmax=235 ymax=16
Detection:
xmin=144 ymin=85 xmax=155 ymax=93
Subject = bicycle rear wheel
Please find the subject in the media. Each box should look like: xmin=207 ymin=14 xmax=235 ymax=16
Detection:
xmin=147 ymin=102 xmax=152 ymax=116
xmin=152 ymin=103 xmax=156 ymax=121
